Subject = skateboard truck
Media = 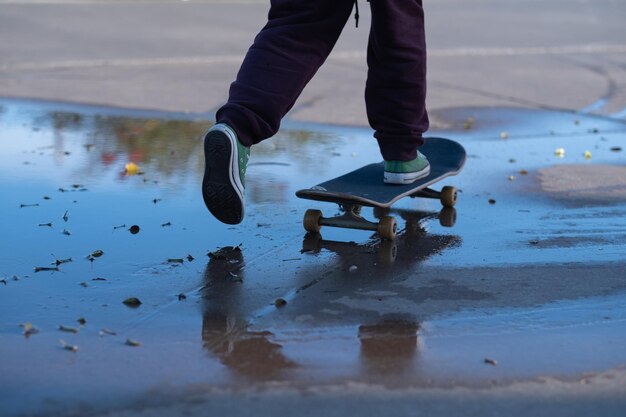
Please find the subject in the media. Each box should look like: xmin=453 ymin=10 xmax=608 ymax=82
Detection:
xmin=302 ymin=186 xmax=458 ymax=240
xmin=304 ymin=204 xmax=398 ymax=240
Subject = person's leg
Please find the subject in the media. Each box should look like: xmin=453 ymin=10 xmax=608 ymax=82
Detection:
xmin=204 ymin=0 xmax=355 ymax=224
xmin=216 ymin=0 xmax=356 ymax=147
xmin=365 ymin=0 xmax=429 ymax=163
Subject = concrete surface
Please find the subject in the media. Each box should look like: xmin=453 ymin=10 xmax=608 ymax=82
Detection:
xmin=1 ymin=1 xmax=626 ymax=417
xmin=1 ymin=0 xmax=626 ymax=127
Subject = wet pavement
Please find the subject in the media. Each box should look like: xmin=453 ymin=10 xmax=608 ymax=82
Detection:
xmin=1 ymin=98 xmax=626 ymax=416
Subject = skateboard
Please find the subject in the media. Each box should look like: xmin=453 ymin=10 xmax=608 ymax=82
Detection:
xmin=295 ymin=137 xmax=466 ymax=240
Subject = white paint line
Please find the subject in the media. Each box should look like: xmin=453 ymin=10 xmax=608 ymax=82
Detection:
xmin=2 ymin=44 xmax=626 ymax=71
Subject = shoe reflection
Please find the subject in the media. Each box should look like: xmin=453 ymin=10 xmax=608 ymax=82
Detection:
xmin=359 ymin=316 xmax=420 ymax=377
xmin=201 ymin=247 xmax=296 ymax=380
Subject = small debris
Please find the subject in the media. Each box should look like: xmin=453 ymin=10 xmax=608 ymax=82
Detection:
xmin=88 ymin=250 xmax=104 ymax=259
xmin=92 ymin=277 xmax=107 ymax=281
xmin=500 ymin=131 xmax=508 ymax=140
xmin=574 ymin=119 xmax=580 ymax=125
xmin=43 ymin=196 xmax=51 ymax=200
xmin=125 ymin=162 xmax=140 ymax=175
xmin=129 ymin=225 xmax=140 ymax=234
xmin=62 ymin=211 xmax=69 ymax=222
xmin=60 ymin=339 xmax=78 ymax=352
xmin=177 ymin=293 xmax=187 ymax=301
xmin=152 ymin=198 xmax=162 ymax=204
xmin=555 ymin=148 xmax=565 ymax=158
xmin=62 ymin=229 xmax=71 ymax=236
xmin=610 ymin=146 xmax=622 ymax=152
xmin=113 ymin=224 xmax=126 ymax=230
xmin=508 ymin=175 xmax=515 ymax=181
xmin=38 ymin=223 xmax=53 ymax=227
xmin=79 ymin=282 xmax=89 ymax=288
xmin=348 ymin=265 xmax=358 ymax=273
xmin=53 ymin=257 xmax=72 ymax=266
xmin=161 ymin=222 xmax=172 ymax=227
xmin=123 ymin=297 xmax=142 ymax=308
xmin=58 ymin=325 xmax=79 ymax=334
xmin=167 ymin=258 xmax=184 ymax=264
xmin=274 ymin=298 xmax=287 ymax=308
xmin=34 ymin=266 xmax=60 ymax=273
xmin=20 ymin=203 xmax=40 ymax=208
xmin=519 ymin=169 xmax=528 ymax=175
xmin=484 ymin=358 xmax=498 ymax=366
xmin=99 ymin=328 xmax=117 ymax=336
xmin=125 ymin=338 xmax=141 ymax=347
xmin=463 ymin=116 xmax=476 ymax=130
xmin=584 ymin=150 xmax=592 ymax=159
xmin=77 ymin=317 xmax=87 ymax=325
xmin=488 ymin=199 xmax=496 ymax=205
xmin=0 ymin=279 xmax=6 ymax=286
xmin=508 ymin=158 xmax=516 ymax=163
xmin=21 ymin=322 xmax=39 ymax=337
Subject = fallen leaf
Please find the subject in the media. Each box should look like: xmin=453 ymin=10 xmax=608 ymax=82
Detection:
xmin=21 ymin=322 xmax=39 ymax=337
xmin=60 ymin=339 xmax=78 ymax=352
xmin=123 ymin=297 xmax=142 ymax=308
xmin=274 ymin=298 xmax=287 ymax=308
xmin=167 ymin=258 xmax=184 ymax=264
xmin=99 ymin=328 xmax=117 ymax=336
xmin=77 ymin=317 xmax=87 ymax=325
xmin=58 ymin=325 xmax=79 ymax=334
xmin=125 ymin=338 xmax=141 ymax=347
xmin=34 ymin=266 xmax=60 ymax=273
xmin=484 ymin=358 xmax=498 ymax=366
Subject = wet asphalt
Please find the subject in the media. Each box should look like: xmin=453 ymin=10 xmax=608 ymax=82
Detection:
xmin=1 ymin=0 xmax=626 ymax=416
xmin=0 ymin=98 xmax=625 ymax=417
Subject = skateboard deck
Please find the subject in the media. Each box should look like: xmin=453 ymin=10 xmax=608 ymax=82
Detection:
xmin=296 ymin=137 xmax=466 ymax=239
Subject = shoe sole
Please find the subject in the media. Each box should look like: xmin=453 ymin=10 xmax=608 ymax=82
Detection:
xmin=384 ymin=165 xmax=431 ymax=185
xmin=202 ymin=128 xmax=244 ymax=224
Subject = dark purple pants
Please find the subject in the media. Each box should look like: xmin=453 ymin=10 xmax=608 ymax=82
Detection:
xmin=216 ymin=0 xmax=428 ymax=161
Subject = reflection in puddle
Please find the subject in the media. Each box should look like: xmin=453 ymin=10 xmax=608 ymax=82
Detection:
xmin=201 ymin=248 xmax=297 ymax=380
xmin=2 ymin=98 xmax=626 ymax=416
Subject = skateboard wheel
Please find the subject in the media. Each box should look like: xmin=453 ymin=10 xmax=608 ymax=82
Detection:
xmin=303 ymin=209 xmax=322 ymax=233
xmin=439 ymin=207 xmax=457 ymax=227
xmin=440 ymin=186 xmax=457 ymax=207
xmin=377 ymin=216 xmax=397 ymax=240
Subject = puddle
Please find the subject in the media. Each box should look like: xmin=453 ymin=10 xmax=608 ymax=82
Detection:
xmin=1 ymin=98 xmax=626 ymax=416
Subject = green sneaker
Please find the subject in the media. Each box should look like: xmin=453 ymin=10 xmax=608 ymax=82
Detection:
xmin=202 ymin=123 xmax=250 ymax=224
xmin=383 ymin=151 xmax=430 ymax=184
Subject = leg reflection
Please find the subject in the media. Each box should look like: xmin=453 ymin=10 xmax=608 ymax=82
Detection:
xmin=201 ymin=246 xmax=296 ymax=380
xmin=359 ymin=316 xmax=420 ymax=377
